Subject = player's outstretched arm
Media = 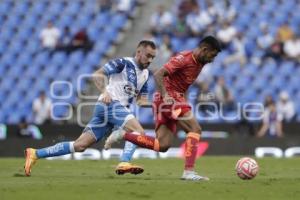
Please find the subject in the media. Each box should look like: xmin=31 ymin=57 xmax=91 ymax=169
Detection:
xmin=154 ymin=68 xmax=174 ymax=104
xmin=92 ymin=68 xmax=108 ymax=92
xmin=154 ymin=68 xmax=168 ymax=97
xmin=92 ymin=68 xmax=112 ymax=103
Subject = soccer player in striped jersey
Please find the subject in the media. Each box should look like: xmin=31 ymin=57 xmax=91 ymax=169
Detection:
xmin=24 ymin=40 xmax=156 ymax=176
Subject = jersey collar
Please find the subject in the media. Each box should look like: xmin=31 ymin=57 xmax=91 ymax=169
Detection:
xmin=192 ymin=53 xmax=200 ymax=65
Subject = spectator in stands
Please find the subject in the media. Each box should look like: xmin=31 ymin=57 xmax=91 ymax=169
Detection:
xmin=97 ymin=0 xmax=113 ymax=12
xmin=32 ymin=91 xmax=52 ymax=125
xmin=277 ymin=91 xmax=296 ymax=122
xmin=216 ymin=21 xmax=237 ymax=48
xmin=70 ymin=28 xmax=93 ymax=53
xmin=277 ymin=22 xmax=294 ymax=43
xmin=56 ymin=26 xmax=73 ymax=53
xmin=224 ymin=32 xmax=247 ymax=66
xmin=257 ymin=24 xmax=274 ymax=50
xmin=283 ymin=34 xmax=300 ymax=61
xmin=0 ymin=124 xmax=7 ymax=140
xmin=213 ymin=0 xmax=236 ymax=23
xmin=186 ymin=4 xmax=213 ymax=37
xmin=205 ymin=0 xmax=218 ymax=20
xmin=264 ymin=95 xmax=275 ymax=107
xmin=176 ymin=0 xmax=198 ymax=18
xmin=214 ymin=76 xmax=235 ymax=112
xmin=264 ymin=35 xmax=284 ymax=61
xmin=151 ymin=34 xmax=172 ymax=73
xmin=115 ymin=0 xmax=133 ymax=16
xmin=257 ymin=101 xmax=283 ymax=138
xmin=173 ymin=14 xmax=190 ymax=39
xmin=17 ymin=117 xmax=43 ymax=139
xmin=40 ymin=21 xmax=61 ymax=50
xmin=202 ymin=24 xmax=216 ymax=37
xmin=150 ymin=5 xmax=173 ymax=35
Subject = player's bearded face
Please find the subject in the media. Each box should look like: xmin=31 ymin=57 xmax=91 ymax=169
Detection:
xmin=202 ymin=49 xmax=218 ymax=64
xmin=137 ymin=47 xmax=156 ymax=69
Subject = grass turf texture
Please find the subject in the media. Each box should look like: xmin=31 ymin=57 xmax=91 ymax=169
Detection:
xmin=0 ymin=157 xmax=299 ymax=200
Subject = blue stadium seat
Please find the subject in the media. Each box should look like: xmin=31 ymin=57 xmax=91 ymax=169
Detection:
xmin=13 ymin=1 xmax=30 ymax=16
xmin=52 ymin=103 xmax=71 ymax=118
xmin=86 ymin=51 xmax=101 ymax=67
xmin=0 ymin=1 xmax=12 ymax=15
xmin=68 ymin=51 xmax=84 ymax=65
xmin=42 ymin=64 xmax=60 ymax=79
xmin=93 ymin=40 xmax=111 ymax=55
xmin=31 ymin=1 xmax=47 ymax=15
xmin=64 ymin=1 xmax=81 ymax=16
xmin=93 ymin=12 xmax=111 ymax=29
xmin=252 ymin=76 xmax=267 ymax=91
xmin=51 ymin=52 xmax=67 ymax=66
xmin=102 ymin=26 xmax=119 ymax=43
xmin=170 ymin=37 xmax=184 ymax=53
xmin=47 ymin=1 xmax=64 ymax=16
xmin=16 ymin=78 xmax=34 ymax=91
xmin=33 ymin=52 xmax=50 ymax=66
xmin=110 ymin=14 xmax=127 ymax=29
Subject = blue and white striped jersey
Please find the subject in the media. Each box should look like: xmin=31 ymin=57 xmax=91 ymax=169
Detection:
xmin=100 ymin=57 xmax=149 ymax=106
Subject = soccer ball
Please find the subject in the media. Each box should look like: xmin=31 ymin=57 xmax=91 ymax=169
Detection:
xmin=235 ymin=157 xmax=259 ymax=180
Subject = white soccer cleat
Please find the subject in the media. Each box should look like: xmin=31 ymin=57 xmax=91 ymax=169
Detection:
xmin=104 ymin=129 xmax=125 ymax=150
xmin=181 ymin=170 xmax=210 ymax=181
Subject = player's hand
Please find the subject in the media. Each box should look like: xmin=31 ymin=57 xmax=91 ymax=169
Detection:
xmin=101 ymin=91 xmax=112 ymax=104
xmin=163 ymin=94 xmax=174 ymax=105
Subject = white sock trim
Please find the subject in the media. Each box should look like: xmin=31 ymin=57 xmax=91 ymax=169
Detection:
xmin=69 ymin=141 xmax=75 ymax=153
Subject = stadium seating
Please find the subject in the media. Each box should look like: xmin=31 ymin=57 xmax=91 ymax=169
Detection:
xmin=0 ymin=0 xmax=299 ymax=125
xmin=0 ymin=0 xmax=136 ymax=124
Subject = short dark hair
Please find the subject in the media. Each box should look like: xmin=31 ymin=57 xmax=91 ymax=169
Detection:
xmin=198 ymin=36 xmax=221 ymax=52
xmin=137 ymin=40 xmax=156 ymax=49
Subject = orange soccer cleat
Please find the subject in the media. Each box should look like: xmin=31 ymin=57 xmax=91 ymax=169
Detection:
xmin=24 ymin=148 xmax=38 ymax=176
xmin=115 ymin=162 xmax=144 ymax=175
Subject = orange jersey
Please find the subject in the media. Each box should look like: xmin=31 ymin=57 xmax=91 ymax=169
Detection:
xmin=163 ymin=51 xmax=204 ymax=102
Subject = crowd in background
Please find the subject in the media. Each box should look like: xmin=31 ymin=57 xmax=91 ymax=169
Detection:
xmin=145 ymin=0 xmax=298 ymax=137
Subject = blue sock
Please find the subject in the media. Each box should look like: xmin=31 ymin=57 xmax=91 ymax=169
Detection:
xmin=120 ymin=141 xmax=137 ymax=162
xmin=36 ymin=142 xmax=75 ymax=158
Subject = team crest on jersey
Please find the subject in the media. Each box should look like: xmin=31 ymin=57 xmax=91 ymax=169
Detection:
xmin=124 ymin=84 xmax=139 ymax=97
xmin=175 ymin=54 xmax=184 ymax=62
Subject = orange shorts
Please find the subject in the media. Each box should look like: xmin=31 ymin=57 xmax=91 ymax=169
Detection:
xmin=152 ymin=92 xmax=191 ymax=133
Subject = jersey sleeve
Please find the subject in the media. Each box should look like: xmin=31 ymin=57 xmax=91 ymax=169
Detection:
xmin=102 ymin=58 xmax=126 ymax=75
xmin=163 ymin=54 xmax=185 ymax=75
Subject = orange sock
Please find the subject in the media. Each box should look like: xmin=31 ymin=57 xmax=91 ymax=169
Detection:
xmin=184 ymin=132 xmax=200 ymax=170
xmin=124 ymin=132 xmax=160 ymax=152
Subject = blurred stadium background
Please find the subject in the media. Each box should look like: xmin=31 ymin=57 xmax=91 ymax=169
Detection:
xmin=0 ymin=0 xmax=300 ymax=157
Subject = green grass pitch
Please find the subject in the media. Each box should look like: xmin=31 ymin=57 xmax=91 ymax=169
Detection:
xmin=0 ymin=157 xmax=300 ymax=200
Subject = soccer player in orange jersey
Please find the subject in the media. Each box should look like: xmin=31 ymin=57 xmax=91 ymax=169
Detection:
xmin=105 ymin=36 xmax=221 ymax=180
